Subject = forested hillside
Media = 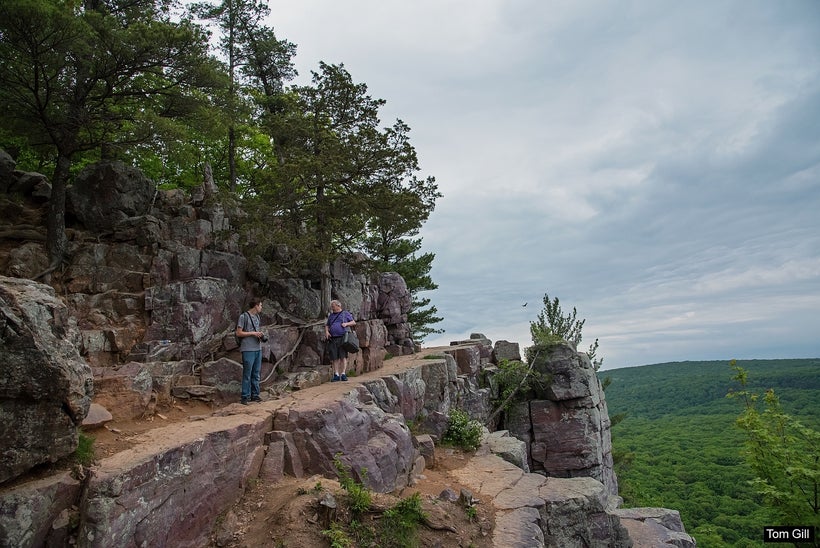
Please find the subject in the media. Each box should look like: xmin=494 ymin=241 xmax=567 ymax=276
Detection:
xmin=601 ymin=359 xmax=820 ymax=547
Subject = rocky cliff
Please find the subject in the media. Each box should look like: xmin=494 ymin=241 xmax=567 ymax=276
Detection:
xmin=0 ymin=152 xmax=694 ymax=546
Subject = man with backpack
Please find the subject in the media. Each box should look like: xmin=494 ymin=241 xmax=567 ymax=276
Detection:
xmin=236 ymin=298 xmax=265 ymax=404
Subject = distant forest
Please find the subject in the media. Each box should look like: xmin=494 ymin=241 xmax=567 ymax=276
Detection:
xmin=601 ymin=358 xmax=820 ymax=547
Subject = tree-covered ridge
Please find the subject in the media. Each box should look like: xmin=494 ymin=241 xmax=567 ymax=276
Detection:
xmin=603 ymin=358 xmax=820 ymax=422
xmin=601 ymin=359 xmax=820 ymax=547
xmin=0 ymin=0 xmax=443 ymax=337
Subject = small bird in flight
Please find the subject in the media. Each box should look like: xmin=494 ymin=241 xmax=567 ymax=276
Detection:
xmin=522 ymin=302 xmax=527 ymax=307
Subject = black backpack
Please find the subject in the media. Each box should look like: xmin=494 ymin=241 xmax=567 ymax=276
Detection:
xmin=235 ymin=312 xmax=247 ymax=347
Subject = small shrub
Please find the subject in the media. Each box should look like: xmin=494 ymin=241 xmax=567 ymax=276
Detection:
xmin=322 ymin=522 xmax=353 ymax=548
xmin=465 ymin=505 xmax=478 ymax=522
xmin=75 ymin=433 xmax=95 ymax=466
xmin=443 ymin=409 xmax=483 ymax=451
xmin=405 ymin=417 xmax=426 ymax=436
xmin=493 ymin=358 xmax=551 ymax=409
xmin=333 ymin=454 xmax=371 ymax=515
xmin=381 ymin=492 xmax=427 ymax=547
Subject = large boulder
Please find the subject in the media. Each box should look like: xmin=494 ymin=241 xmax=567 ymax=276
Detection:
xmin=91 ymin=363 xmax=154 ymax=420
xmin=271 ymin=398 xmax=417 ymax=493
xmin=505 ymin=342 xmax=619 ymax=495
xmin=492 ymin=340 xmax=522 ymax=363
xmin=0 ymin=471 xmax=83 ymax=547
xmin=451 ymin=453 xmax=632 ymax=548
xmin=67 ymin=161 xmax=156 ymax=232
xmin=0 ymin=276 xmax=93 ymax=484
xmin=77 ymin=416 xmax=270 ymax=548
xmin=614 ymin=508 xmax=696 ymax=547
xmin=374 ymin=272 xmax=413 ymax=349
xmin=4 ymin=242 xmax=48 ymax=280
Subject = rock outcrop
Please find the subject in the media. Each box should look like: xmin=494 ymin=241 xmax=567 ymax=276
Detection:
xmin=453 ymin=453 xmax=632 ymax=548
xmin=0 ymin=153 xmax=695 ymax=546
xmin=0 ymin=276 xmax=93 ymax=484
xmin=0 ymin=152 xmax=415 ymax=459
xmin=526 ymin=343 xmax=618 ymax=494
xmin=0 ymin=340 xmax=695 ymax=547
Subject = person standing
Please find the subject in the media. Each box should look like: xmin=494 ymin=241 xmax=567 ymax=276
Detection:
xmin=236 ymin=298 xmax=264 ymax=404
xmin=325 ymin=299 xmax=356 ymax=382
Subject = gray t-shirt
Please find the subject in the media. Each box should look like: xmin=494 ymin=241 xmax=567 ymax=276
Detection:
xmin=237 ymin=312 xmax=262 ymax=352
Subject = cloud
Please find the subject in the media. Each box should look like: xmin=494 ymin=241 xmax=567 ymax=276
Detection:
xmin=266 ymin=1 xmax=820 ymax=368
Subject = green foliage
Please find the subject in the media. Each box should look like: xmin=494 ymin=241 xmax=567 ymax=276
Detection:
xmin=258 ymin=63 xmax=438 ymax=263
xmin=347 ymin=520 xmax=376 ymax=546
xmin=587 ymin=338 xmax=603 ymax=370
xmin=75 ymin=433 xmax=95 ymax=467
xmin=465 ymin=505 xmax=478 ymax=522
xmin=603 ymin=358 xmax=820 ymax=547
xmin=0 ymin=0 xmax=222 ymax=263
xmin=333 ymin=454 xmax=372 ymax=516
xmin=492 ymin=358 xmax=550 ymax=410
xmin=322 ymin=522 xmax=353 ymax=548
xmin=443 ymin=409 xmax=483 ymax=451
xmin=406 ymin=294 xmax=444 ymax=344
xmin=0 ymin=0 xmax=444 ymax=329
xmin=729 ymin=360 xmax=820 ymax=527
xmin=190 ymin=0 xmax=297 ymax=191
xmin=380 ymin=492 xmax=427 ymax=548
xmin=529 ymin=293 xmax=585 ymax=349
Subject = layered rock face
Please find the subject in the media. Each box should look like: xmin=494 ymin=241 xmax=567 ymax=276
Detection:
xmin=504 ymin=343 xmax=618 ymax=495
xmin=0 ymin=153 xmax=415 ymax=419
xmin=1 ymin=151 xmax=415 ymax=361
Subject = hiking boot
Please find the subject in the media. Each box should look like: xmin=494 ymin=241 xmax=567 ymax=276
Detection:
xmin=331 ymin=374 xmax=340 ymax=382
xmin=251 ymin=396 xmax=262 ymax=403
xmin=240 ymin=399 xmax=249 ymax=405
xmin=340 ymin=374 xmax=348 ymax=381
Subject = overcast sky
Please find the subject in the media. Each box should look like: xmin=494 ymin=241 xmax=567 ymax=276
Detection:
xmin=265 ymin=1 xmax=820 ymax=370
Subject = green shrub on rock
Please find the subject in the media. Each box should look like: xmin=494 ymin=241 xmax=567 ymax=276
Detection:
xmin=443 ymin=409 xmax=483 ymax=451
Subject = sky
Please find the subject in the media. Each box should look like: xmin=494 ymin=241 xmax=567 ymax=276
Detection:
xmin=264 ymin=0 xmax=820 ymax=370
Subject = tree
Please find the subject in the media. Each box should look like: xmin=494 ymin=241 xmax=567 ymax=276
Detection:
xmin=191 ymin=0 xmax=296 ymax=191
xmin=728 ymin=360 xmax=820 ymax=529
xmin=0 ymin=0 xmax=220 ymax=271
xmin=259 ymin=62 xmax=439 ymax=312
xmin=360 ymin=178 xmax=442 ymax=342
xmin=529 ymin=293 xmax=585 ymax=349
xmin=587 ymin=337 xmax=604 ymax=371
xmin=363 ymin=235 xmax=442 ymax=342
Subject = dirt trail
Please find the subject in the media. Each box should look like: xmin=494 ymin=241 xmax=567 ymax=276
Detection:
xmin=83 ymin=347 xmax=497 ymax=547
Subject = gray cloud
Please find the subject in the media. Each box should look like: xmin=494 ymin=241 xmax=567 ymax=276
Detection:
xmin=266 ymin=0 xmax=820 ymax=368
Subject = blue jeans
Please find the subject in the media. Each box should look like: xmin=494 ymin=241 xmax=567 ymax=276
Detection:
xmin=241 ymin=350 xmax=262 ymax=400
